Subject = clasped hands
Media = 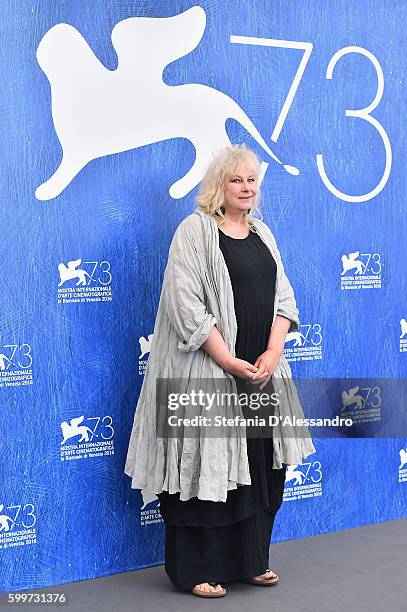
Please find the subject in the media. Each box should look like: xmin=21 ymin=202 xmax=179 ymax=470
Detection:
xmin=225 ymin=348 xmax=282 ymax=391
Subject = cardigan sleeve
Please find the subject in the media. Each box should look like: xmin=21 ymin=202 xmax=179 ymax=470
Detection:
xmin=276 ymin=257 xmax=300 ymax=333
xmin=163 ymin=221 xmax=217 ymax=352
xmin=260 ymin=222 xmax=300 ymax=334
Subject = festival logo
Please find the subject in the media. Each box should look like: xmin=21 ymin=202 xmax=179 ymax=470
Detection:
xmin=283 ymin=460 xmax=323 ymax=502
xmin=0 ymin=342 xmax=33 ymax=388
xmin=340 ymin=384 xmax=381 ymax=424
xmin=0 ymin=502 xmax=37 ymax=549
xmin=60 ymin=415 xmax=115 ymax=461
xmin=57 ymin=259 xmax=112 ymax=304
xmin=399 ymin=447 xmax=407 ymax=483
xmin=340 ymin=251 xmax=382 ymax=290
xmin=400 ymin=319 xmax=407 ymax=353
xmin=139 ymin=490 xmax=162 ymax=527
xmin=34 ymin=3 xmax=392 ymax=205
xmin=284 ymin=324 xmax=322 ymax=362
xmin=35 ymin=6 xmax=297 ymax=202
xmin=138 ymin=333 xmax=153 ymax=375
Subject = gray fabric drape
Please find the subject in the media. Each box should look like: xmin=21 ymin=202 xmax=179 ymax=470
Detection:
xmin=124 ymin=209 xmax=316 ymax=501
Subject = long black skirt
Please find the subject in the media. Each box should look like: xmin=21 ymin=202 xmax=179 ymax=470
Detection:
xmin=162 ymin=465 xmax=286 ymax=591
xmin=163 ymin=507 xmax=284 ymax=591
xmin=159 ymin=375 xmax=287 ymax=591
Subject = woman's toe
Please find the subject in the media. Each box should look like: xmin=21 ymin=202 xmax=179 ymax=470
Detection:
xmin=262 ymin=570 xmax=278 ymax=580
xmin=194 ymin=582 xmax=225 ymax=593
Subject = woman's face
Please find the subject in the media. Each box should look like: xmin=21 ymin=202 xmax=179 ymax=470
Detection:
xmin=223 ymin=163 xmax=258 ymax=215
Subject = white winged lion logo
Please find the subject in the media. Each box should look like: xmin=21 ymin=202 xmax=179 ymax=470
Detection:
xmin=35 ymin=6 xmax=298 ymax=201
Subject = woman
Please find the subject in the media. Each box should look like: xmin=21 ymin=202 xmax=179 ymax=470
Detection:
xmin=124 ymin=145 xmax=315 ymax=598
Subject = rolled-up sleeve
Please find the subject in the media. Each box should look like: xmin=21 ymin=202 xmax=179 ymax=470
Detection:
xmin=163 ymin=223 xmax=217 ymax=352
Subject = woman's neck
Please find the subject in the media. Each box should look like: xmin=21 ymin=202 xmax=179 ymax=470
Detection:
xmin=215 ymin=212 xmax=250 ymax=238
xmin=217 ymin=212 xmax=248 ymax=227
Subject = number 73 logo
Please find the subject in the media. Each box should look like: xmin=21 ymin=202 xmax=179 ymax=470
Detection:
xmin=231 ymin=36 xmax=391 ymax=203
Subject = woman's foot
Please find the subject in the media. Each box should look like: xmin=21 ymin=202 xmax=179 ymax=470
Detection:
xmin=192 ymin=582 xmax=226 ymax=597
xmin=194 ymin=582 xmax=224 ymax=593
xmin=252 ymin=570 xmax=278 ymax=581
xmin=240 ymin=568 xmax=279 ymax=586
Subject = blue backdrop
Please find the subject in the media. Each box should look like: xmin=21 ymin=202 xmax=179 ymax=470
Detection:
xmin=1 ymin=0 xmax=406 ymax=593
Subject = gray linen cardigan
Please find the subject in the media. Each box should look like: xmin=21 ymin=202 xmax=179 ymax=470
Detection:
xmin=124 ymin=209 xmax=316 ymax=502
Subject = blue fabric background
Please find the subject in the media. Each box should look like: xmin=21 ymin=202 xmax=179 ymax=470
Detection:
xmin=0 ymin=0 xmax=406 ymax=592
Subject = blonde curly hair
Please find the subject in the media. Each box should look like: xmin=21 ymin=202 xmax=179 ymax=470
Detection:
xmin=194 ymin=144 xmax=263 ymax=226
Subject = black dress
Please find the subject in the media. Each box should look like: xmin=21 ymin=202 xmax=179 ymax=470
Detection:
xmin=157 ymin=227 xmax=287 ymax=590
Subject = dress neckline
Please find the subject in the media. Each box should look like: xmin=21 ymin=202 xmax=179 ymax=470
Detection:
xmin=218 ymin=227 xmax=251 ymax=240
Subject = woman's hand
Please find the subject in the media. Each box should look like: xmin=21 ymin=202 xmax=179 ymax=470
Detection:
xmin=223 ymin=356 xmax=259 ymax=381
xmin=250 ymin=348 xmax=282 ymax=390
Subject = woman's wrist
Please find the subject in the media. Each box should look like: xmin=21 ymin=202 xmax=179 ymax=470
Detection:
xmin=265 ymin=345 xmax=283 ymax=357
xmin=219 ymin=354 xmax=235 ymax=371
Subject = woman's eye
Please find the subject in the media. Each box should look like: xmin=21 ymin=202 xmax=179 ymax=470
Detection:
xmin=231 ymin=177 xmax=256 ymax=183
